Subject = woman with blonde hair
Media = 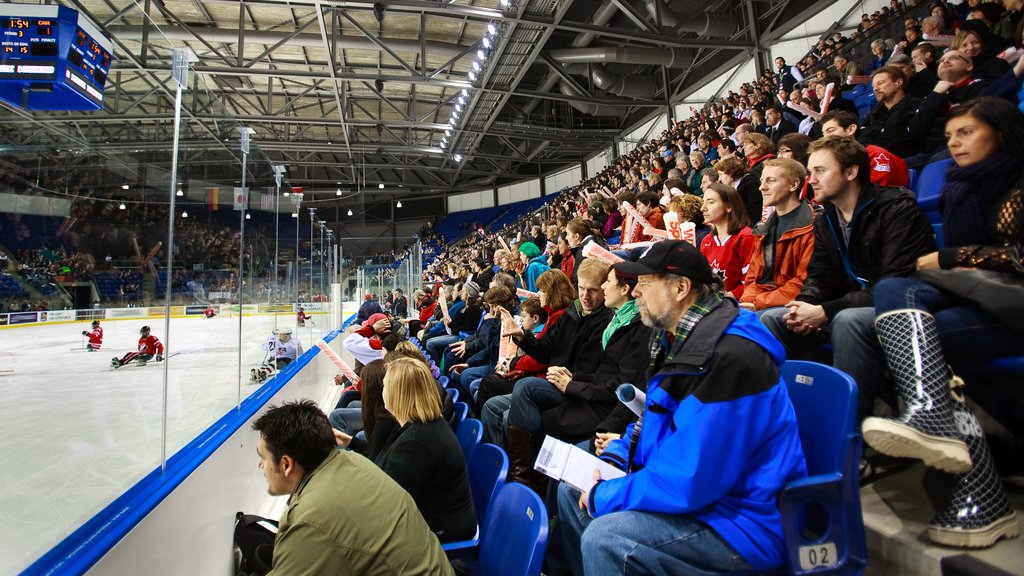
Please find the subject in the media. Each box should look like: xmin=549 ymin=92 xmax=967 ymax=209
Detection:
xmin=376 ymin=357 xmax=477 ymax=543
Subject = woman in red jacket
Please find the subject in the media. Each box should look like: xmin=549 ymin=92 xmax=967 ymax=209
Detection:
xmin=700 ymin=183 xmax=756 ymax=300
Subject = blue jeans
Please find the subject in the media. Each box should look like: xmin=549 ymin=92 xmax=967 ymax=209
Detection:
xmin=426 ymin=334 xmax=459 ymax=363
xmin=508 ymin=376 xmax=567 ymax=432
xmin=760 ymin=306 xmax=882 ymax=421
xmin=329 ymin=406 xmax=363 ymax=435
xmin=873 ymin=277 xmax=1020 ymax=364
xmin=554 ymin=482 xmax=754 ymax=576
xmin=481 ymin=394 xmax=511 ymax=446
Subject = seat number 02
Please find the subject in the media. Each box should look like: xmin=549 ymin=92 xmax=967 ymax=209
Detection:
xmin=798 ymin=542 xmax=837 ymax=570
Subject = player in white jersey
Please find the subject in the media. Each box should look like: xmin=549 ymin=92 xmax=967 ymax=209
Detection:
xmin=260 ymin=327 xmax=304 ymax=370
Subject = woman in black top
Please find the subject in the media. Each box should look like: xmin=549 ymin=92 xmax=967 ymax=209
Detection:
xmin=377 ymin=357 xmax=477 ymax=543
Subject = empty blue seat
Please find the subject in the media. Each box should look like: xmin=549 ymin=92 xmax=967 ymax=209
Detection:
xmin=451 ymin=482 xmax=548 ymax=575
xmin=442 ymin=442 xmax=509 ymax=553
xmin=451 ymin=401 xmax=469 ymax=433
xmin=914 ymin=157 xmax=953 ymax=248
xmin=778 ymin=361 xmax=866 ymax=576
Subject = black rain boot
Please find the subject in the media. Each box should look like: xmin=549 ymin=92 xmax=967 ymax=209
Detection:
xmin=506 ymin=426 xmax=540 ymax=486
xmin=862 ymin=310 xmax=970 ymax=473
xmin=928 ymin=396 xmax=1021 ymax=548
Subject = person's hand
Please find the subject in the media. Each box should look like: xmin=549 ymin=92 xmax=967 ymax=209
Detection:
xmin=155 ymin=354 xmax=163 ymax=362
xmin=739 ymin=302 xmax=756 ymax=310
xmin=594 ymin=432 xmax=621 ymax=457
xmin=450 ymin=341 xmax=467 ymax=357
xmin=577 ymin=469 xmax=603 ymax=515
xmin=82 ymin=331 xmax=88 ymax=336
xmin=933 ymin=80 xmax=955 ymax=94
xmin=784 ymin=301 xmax=827 ymax=334
xmin=916 ymin=251 xmax=941 ymax=271
xmin=451 ymin=363 xmax=469 ymax=375
xmin=333 ymin=429 xmax=352 ymax=447
xmin=372 ymin=318 xmax=391 ymax=334
xmin=494 ymin=306 xmax=524 ymax=338
xmin=546 ymin=366 xmax=573 ymax=392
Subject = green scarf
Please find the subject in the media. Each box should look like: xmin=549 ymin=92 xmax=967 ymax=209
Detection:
xmin=602 ymin=299 xmax=639 ymax=349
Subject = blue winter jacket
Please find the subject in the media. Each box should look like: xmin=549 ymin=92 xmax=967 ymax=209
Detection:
xmin=522 ymin=255 xmax=551 ymax=293
xmin=592 ymin=302 xmax=807 ymax=570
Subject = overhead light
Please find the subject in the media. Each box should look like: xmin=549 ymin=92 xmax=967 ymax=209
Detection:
xmin=336 ymin=188 xmax=342 ymax=196
xmin=477 ymin=49 xmax=487 ymax=61
xmin=468 ymin=71 xmax=477 ymax=81
xmin=461 ymin=88 xmax=468 ymax=97
xmin=182 ymin=211 xmax=189 ymax=218
xmin=245 ymin=212 xmax=251 ymax=220
xmin=483 ymin=37 xmax=492 ymax=49
xmin=347 ymin=208 xmax=353 ymax=216
xmin=458 ymin=95 xmax=466 ymax=105
xmin=449 ymin=117 xmax=457 ymax=126
xmin=373 ymin=2 xmax=386 ymax=22
xmin=119 ymin=203 xmax=126 ymax=210
xmin=283 ymin=191 xmax=290 ymax=197
xmin=500 ymin=0 xmax=510 ymax=6
xmin=455 ymin=103 xmax=463 ymax=112
xmin=291 ymin=212 xmax=298 ymax=218
xmin=445 ymin=129 xmax=452 ymax=136
xmin=378 ymin=183 xmax=385 ymax=189
xmin=454 ymin=154 xmax=463 ymax=162
xmin=121 ymin=184 xmax=129 ymax=190
xmin=328 ymin=140 xmax=332 ymax=145
xmin=176 ymin=188 xmax=183 ymax=197
xmin=488 ymin=23 xmax=497 ymax=35
xmin=396 ymin=200 xmax=403 ymax=208
xmin=440 ymin=141 xmax=447 ymax=149
xmin=472 ymin=61 xmax=481 ymax=72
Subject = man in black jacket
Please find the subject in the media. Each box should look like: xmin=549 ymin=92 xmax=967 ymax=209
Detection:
xmin=481 ymin=258 xmax=615 ymax=484
xmin=858 ymin=66 xmax=922 ymax=158
xmin=759 ymin=137 xmax=935 ymax=423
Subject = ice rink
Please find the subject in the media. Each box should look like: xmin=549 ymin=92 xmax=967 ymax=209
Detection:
xmin=0 ymin=307 xmax=354 ymax=574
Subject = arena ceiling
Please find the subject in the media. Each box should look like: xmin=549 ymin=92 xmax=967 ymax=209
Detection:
xmin=0 ymin=0 xmax=839 ymax=207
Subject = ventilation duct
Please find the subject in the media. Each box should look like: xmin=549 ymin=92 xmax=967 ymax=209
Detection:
xmin=558 ymin=82 xmax=620 ymax=116
xmin=548 ymin=46 xmax=692 ymax=69
xmin=642 ymin=1 xmax=735 ymax=37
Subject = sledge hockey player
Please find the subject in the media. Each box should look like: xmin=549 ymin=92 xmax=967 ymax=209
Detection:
xmin=203 ymin=305 xmax=217 ymax=318
xmin=260 ymin=327 xmax=303 ymax=370
xmin=111 ymin=326 xmax=164 ymax=368
xmin=250 ymin=360 xmax=276 ymax=383
xmin=82 ymin=320 xmax=103 ymax=351
xmin=296 ymin=306 xmax=311 ymax=327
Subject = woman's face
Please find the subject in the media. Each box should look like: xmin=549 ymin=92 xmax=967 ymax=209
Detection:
xmin=946 ymin=113 xmax=998 ymax=167
xmin=701 ymin=189 xmax=728 ymax=227
xmin=958 ymin=33 xmax=982 ymax=58
xmin=601 ymin=269 xmax=631 ymax=309
xmin=537 ymin=288 xmax=548 ymax=308
xmin=557 ymin=236 xmax=570 ymax=255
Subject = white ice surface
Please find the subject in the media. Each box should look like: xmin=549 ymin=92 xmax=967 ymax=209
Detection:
xmin=0 ymin=308 xmax=352 ymax=574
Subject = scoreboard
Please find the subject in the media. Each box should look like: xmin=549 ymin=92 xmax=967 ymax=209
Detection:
xmin=0 ymin=4 xmax=113 ymax=111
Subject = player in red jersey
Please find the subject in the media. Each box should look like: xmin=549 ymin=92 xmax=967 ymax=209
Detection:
xmin=111 ymin=325 xmax=165 ymax=368
xmin=204 ymin=305 xmax=217 ymax=318
xmin=82 ymin=320 xmax=103 ymax=351
xmin=296 ymin=306 xmax=311 ymax=327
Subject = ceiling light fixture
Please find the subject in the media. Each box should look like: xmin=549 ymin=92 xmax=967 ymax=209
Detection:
xmin=119 ymin=203 xmax=126 ymax=210
xmin=245 ymin=212 xmax=251 ymax=220
xmin=347 ymin=208 xmax=353 ymax=216
xmin=176 ymin=188 xmax=183 ymax=197
xmin=461 ymin=88 xmax=469 ymax=97
xmin=477 ymin=49 xmax=486 ymax=60
xmin=378 ymin=183 xmax=385 ymax=189
xmin=182 ymin=211 xmax=189 ymax=218
xmin=445 ymin=129 xmax=452 ymax=136
xmin=488 ymin=23 xmax=497 ymax=35
xmin=336 ymin=188 xmax=342 ymax=196
xmin=472 ymin=61 xmax=481 ymax=72
xmin=483 ymin=37 xmax=492 ymax=49
xmin=454 ymin=154 xmax=463 ymax=162
xmin=396 ymin=200 xmax=402 ymax=208
xmin=121 ymin=184 xmax=129 ymax=190
xmin=468 ymin=71 xmax=477 ymax=81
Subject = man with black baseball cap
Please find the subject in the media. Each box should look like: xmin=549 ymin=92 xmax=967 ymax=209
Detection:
xmin=551 ymin=240 xmax=808 ymax=576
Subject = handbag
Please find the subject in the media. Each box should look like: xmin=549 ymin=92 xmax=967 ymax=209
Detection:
xmin=915 ymin=268 xmax=1024 ymax=336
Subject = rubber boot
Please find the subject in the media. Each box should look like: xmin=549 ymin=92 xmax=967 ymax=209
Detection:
xmin=506 ymin=425 xmax=539 ymax=486
xmin=862 ymin=310 xmax=970 ymax=473
xmin=928 ymin=398 xmax=1021 ymax=548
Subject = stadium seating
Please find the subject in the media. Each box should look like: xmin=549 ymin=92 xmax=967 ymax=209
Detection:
xmin=473 ymin=483 xmax=548 ymax=576
xmin=451 ymin=402 xmax=469 ymax=434
xmin=442 ymin=442 xmax=509 ymax=554
xmin=456 ymin=418 xmax=483 ymax=463
xmin=778 ymin=361 xmax=867 ymax=576
xmin=913 ymin=157 xmax=952 ymax=248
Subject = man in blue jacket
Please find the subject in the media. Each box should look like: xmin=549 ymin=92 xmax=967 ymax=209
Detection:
xmin=554 ymin=240 xmax=808 ymax=575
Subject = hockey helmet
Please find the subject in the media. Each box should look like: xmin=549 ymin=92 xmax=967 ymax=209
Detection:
xmin=140 ymin=325 xmax=151 ymax=335
xmin=278 ymin=327 xmax=293 ymax=336
xmin=92 ymin=320 xmax=101 ymax=328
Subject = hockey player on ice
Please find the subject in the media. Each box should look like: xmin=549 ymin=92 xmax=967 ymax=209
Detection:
xmin=203 ymin=305 xmax=217 ymax=318
xmin=111 ymin=326 xmax=165 ymax=368
xmin=82 ymin=320 xmax=103 ymax=351
xmin=296 ymin=306 xmax=311 ymax=327
xmin=260 ymin=327 xmax=303 ymax=370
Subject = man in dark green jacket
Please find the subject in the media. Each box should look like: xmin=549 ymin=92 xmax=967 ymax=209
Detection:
xmin=253 ymin=400 xmax=453 ymax=576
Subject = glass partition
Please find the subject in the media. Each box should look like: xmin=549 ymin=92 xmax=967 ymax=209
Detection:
xmin=0 ymin=4 xmax=325 ymax=571
xmin=354 ymin=240 xmax=422 ymax=308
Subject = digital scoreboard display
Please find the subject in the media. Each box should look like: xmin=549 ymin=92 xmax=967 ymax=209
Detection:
xmin=0 ymin=4 xmax=114 ymax=111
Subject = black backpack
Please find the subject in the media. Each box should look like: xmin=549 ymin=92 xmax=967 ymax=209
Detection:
xmin=233 ymin=512 xmax=278 ymax=576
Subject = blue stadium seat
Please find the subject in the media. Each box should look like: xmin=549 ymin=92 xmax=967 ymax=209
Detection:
xmin=442 ymin=442 xmax=509 ymax=554
xmin=456 ymin=418 xmax=483 ymax=462
xmin=777 ymin=361 xmax=866 ymax=576
xmin=449 ymin=482 xmax=547 ymax=575
xmin=446 ymin=387 xmax=460 ymax=405
xmin=451 ymin=401 xmax=469 ymax=433
xmin=914 ymin=157 xmax=953 ymax=248
xmin=906 ymin=168 xmax=918 ymax=192
xmin=439 ymin=375 xmax=449 ymax=389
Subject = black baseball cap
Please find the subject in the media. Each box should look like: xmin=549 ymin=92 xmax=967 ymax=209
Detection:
xmin=612 ymin=240 xmax=716 ymax=284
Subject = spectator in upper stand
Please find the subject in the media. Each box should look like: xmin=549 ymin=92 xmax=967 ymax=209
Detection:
xmin=687 ymin=151 xmax=707 ymax=192
xmin=492 ymin=248 xmax=507 ymax=274
xmin=776 ymin=132 xmax=812 ymax=166
xmin=992 ymin=0 xmax=1023 ymax=44
xmin=716 ymin=156 xmax=763 ymax=226
xmin=518 ymin=241 xmax=550 ymax=293
xmin=866 ymin=39 xmax=891 ymax=74
xmin=668 ymin=193 xmax=712 ymax=246
xmin=953 ymin=25 xmax=1012 ymax=81
xmin=823 ymin=110 xmax=910 ymax=188
xmin=740 ymin=158 xmax=816 ymax=312
xmin=921 ymin=15 xmax=946 ymax=38
xmin=485 ymin=258 xmax=614 ymax=483
xmin=356 ymin=292 xmax=383 ymax=324
xmin=898 ymin=24 xmax=924 ymax=54
xmin=967 ymin=3 xmax=1006 ymax=37
xmin=758 ymin=136 xmax=936 ymax=424
xmin=472 ymin=258 xmax=493 ymax=290
xmin=374 ymin=357 xmax=477 ymax=544
xmin=530 ymin=225 xmax=546 ymax=251
xmin=446 ymin=285 xmax=515 ymax=404
xmin=909 ymin=44 xmax=941 ymax=93
xmin=252 ymin=401 xmax=453 ymax=576
xmin=764 ymin=106 xmax=798 ymax=145
xmin=700 ymin=183 xmax=756 ymax=300
xmin=391 ymin=288 xmax=408 ymax=318
xmin=776 ymin=56 xmax=800 ymax=92
xmin=859 ymin=66 xmax=924 ymax=159
xmin=555 ymin=232 xmax=575 ymax=280
xmin=833 ymin=53 xmax=862 ymax=81
xmin=635 ymin=192 xmax=666 ymax=239
xmin=696 ymin=133 xmax=720 ymax=163
xmin=601 ymin=199 xmax=623 ymax=240
xmin=717 ymin=137 xmax=739 ymax=161
xmin=566 ymin=217 xmax=606 ymax=282
xmin=908 ymin=49 xmax=991 ymax=165
xmin=740 ymin=132 xmax=776 ymax=182
xmin=553 ymin=241 xmax=807 ymax=576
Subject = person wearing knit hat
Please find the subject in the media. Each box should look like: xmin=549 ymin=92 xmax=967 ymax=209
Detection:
xmin=464 ymin=280 xmax=481 ymax=300
xmin=518 ymin=241 xmax=551 ymax=292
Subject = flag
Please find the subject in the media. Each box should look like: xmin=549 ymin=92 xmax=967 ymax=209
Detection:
xmin=233 ymin=187 xmax=248 ymax=211
xmin=260 ymin=187 xmax=274 ymax=211
xmin=290 ymin=186 xmax=304 ymax=214
xmin=206 ymin=187 xmax=219 ymax=211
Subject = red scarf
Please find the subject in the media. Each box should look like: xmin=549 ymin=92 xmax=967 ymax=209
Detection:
xmin=746 ymin=153 xmax=775 ymax=169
